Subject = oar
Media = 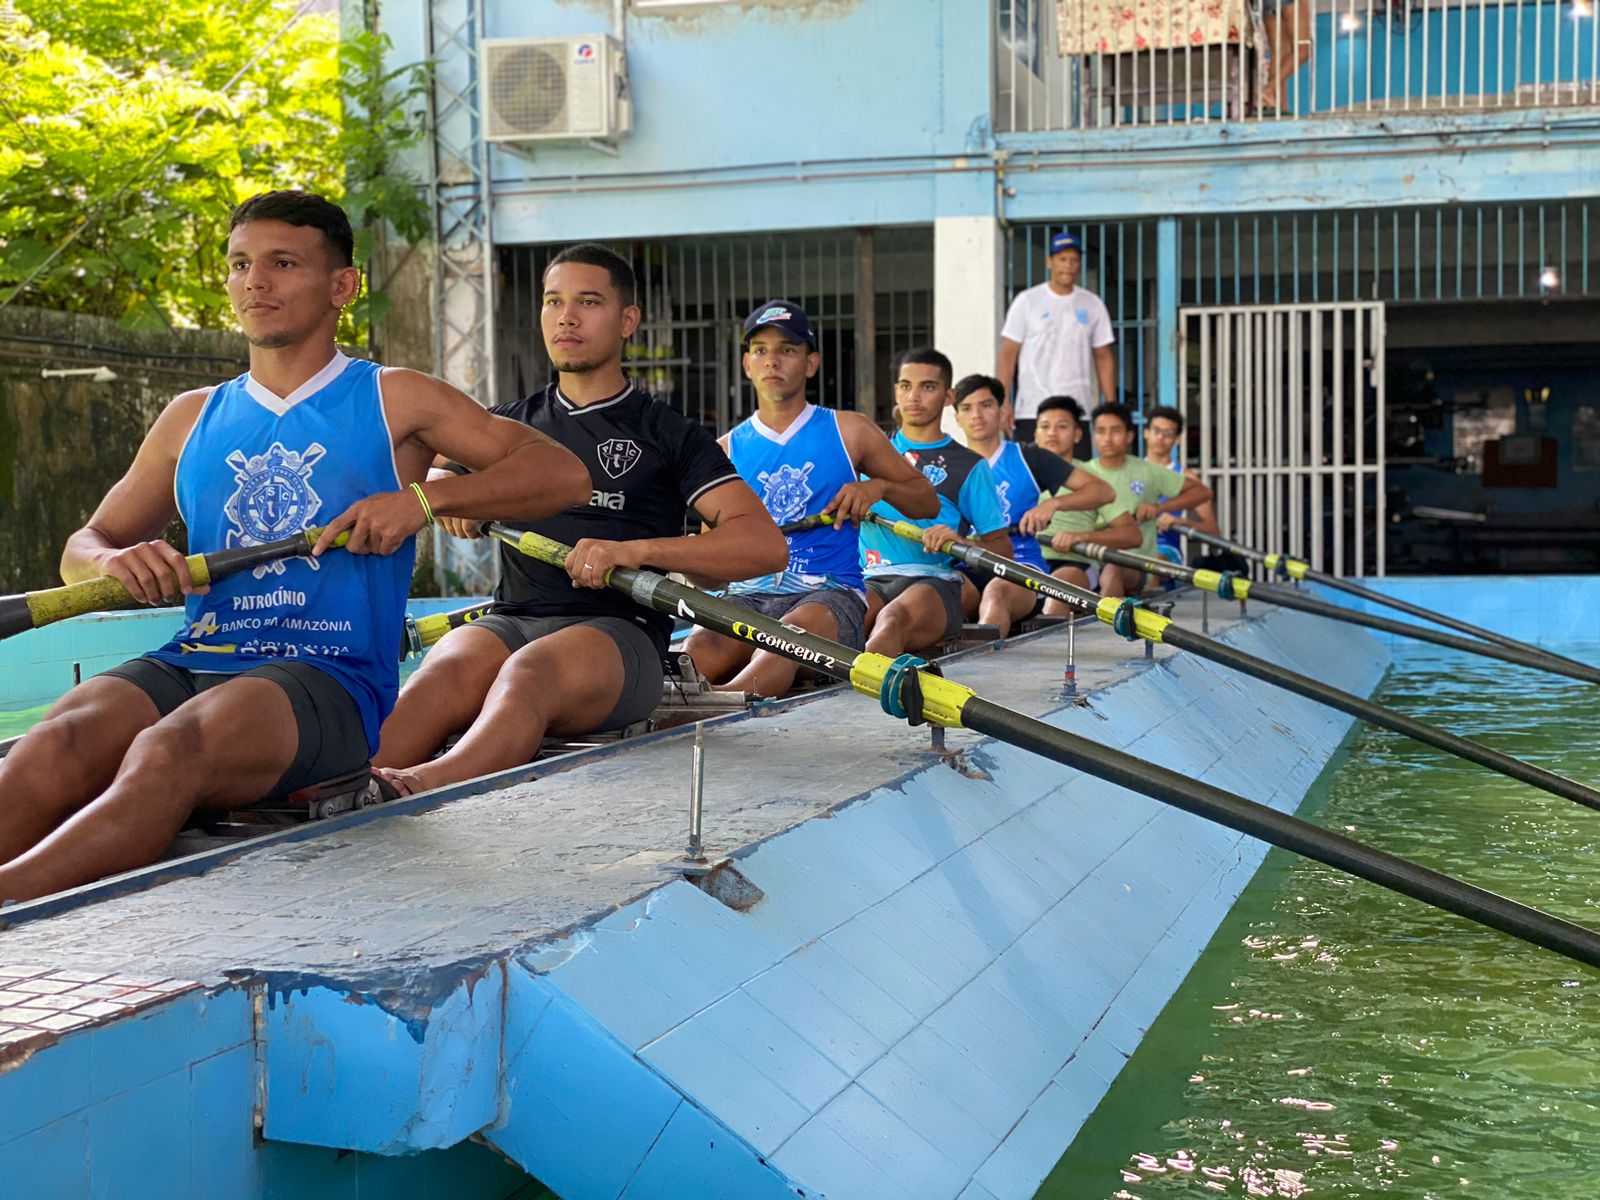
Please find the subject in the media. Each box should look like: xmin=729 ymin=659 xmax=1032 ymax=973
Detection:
xmin=402 ymin=603 xmax=491 ymax=658
xmin=481 ymin=521 xmax=1600 ymax=972
xmin=858 ymin=514 xmax=1600 ymax=813
xmin=1184 ymin=527 xmax=1590 ymax=673
xmin=1080 ymin=541 xmax=1600 ymax=686
xmin=0 ymin=527 xmax=351 ymax=642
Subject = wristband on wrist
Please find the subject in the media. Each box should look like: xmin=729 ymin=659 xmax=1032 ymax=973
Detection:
xmin=410 ymin=482 xmax=436 ymax=527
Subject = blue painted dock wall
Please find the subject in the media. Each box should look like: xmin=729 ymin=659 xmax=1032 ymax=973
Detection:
xmin=470 ymin=611 xmax=1387 ymax=1200
xmin=1330 ymin=575 xmax=1600 ymax=648
xmin=0 ymin=607 xmax=1388 ymax=1199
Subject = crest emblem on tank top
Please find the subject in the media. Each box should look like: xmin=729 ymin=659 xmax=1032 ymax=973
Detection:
xmin=597 ymin=438 xmax=642 ymax=479
xmin=223 ymin=441 xmax=326 ymax=576
xmin=757 ymin=461 xmax=815 ymax=524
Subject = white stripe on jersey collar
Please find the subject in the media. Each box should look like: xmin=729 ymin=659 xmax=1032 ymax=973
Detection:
xmin=556 ymin=381 xmax=636 ymax=414
xmin=244 ymin=351 xmax=352 ymax=416
xmin=748 ymin=402 xmax=817 ymax=447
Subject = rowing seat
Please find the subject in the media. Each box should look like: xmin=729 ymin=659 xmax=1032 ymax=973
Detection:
xmin=170 ymin=765 xmax=388 ymax=851
xmin=958 ymin=622 xmax=1003 ymax=646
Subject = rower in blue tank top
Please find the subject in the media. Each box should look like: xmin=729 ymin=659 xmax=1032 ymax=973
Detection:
xmin=683 ymin=300 xmax=936 ymax=700
xmin=146 ymin=354 xmax=412 ymax=749
xmin=0 ymin=190 xmax=589 ymax=903
xmin=859 ymin=350 xmax=1015 ymax=659
xmin=728 ymin=402 xmax=863 ymax=594
xmin=950 ymin=374 xmax=1114 ymax=639
xmin=1143 ymin=405 xmax=1224 ymax=575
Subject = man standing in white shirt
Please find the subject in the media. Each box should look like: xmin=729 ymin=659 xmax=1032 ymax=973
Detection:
xmin=995 ymin=231 xmax=1117 ymax=441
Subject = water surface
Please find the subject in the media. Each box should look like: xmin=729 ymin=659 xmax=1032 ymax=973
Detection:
xmin=1042 ymin=640 xmax=1600 ymax=1198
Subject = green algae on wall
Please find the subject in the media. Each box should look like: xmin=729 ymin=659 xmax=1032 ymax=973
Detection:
xmin=0 ymin=307 xmax=248 ymax=592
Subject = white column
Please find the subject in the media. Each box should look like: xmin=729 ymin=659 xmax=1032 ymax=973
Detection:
xmin=932 ymin=215 xmax=1004 ymax=443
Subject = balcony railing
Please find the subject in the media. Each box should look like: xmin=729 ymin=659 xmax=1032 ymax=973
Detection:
xmin=996 ymin=0 xmax=1600 ymax=129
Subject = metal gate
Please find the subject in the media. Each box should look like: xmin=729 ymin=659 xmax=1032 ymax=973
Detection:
xmin=1181 ymin=302 xmax=1387 ymax=577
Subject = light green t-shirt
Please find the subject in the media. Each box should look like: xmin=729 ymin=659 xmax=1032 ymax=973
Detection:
xmin=1040 ymin=489 xmax=1116 ymax=564
xmin=1040 ymin=456 xmax=1186 ymax=562
xmin=1080 ymin=456 xmax=1186 ymax=557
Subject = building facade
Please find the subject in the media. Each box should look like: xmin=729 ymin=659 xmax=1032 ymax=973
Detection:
xmin=358 ymin=0 xmax=1600 ymax=578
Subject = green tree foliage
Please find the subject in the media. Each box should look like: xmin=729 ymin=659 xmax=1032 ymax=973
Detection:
xmin=0 ymin=1 xmax=429 ymax=340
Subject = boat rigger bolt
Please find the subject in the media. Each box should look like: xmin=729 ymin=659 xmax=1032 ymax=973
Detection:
xmin=686 ymin=720 xmax=706 ymax=863
xmin=1063 ymin=618 xmax=1077 ymax=697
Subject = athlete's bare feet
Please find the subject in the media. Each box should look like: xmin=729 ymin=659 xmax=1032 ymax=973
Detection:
xmin=372 ymin=765 xmax=429 ymax=798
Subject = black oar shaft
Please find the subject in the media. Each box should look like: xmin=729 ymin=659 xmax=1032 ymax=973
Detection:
xmin=1159 ymin=625 xmax=1600 ymax=812
xmin=490 ymin=524 xmax=1600 ymax=971
xmin=0 ymin=527 xmax=345 ymax=641
xmin=1183 ymin=527 xmax=1588 ymax=673
xmin=962 ymin=696 xmax=1600 ymax=969
xmin=1248 ymin=580 xmax=1600 ymax=684
xmin=871 ymin=519 xmax=1600 ymax=812
xmin=1089 ymin=542 xmax=1600 ymax=686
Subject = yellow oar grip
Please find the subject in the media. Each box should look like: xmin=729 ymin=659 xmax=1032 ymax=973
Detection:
xmin=1263 ymin=553 xmax=1309 ymax=581
xmin=1094 ymin=596 xmax=1171 ymax=643
xmin=1191 ymin=568 xmax=1251 ymax=601
xmin=847 ymin=652 xmax=973 ymax=728
xmin=24 ymin=576 xmax=139 ymax=626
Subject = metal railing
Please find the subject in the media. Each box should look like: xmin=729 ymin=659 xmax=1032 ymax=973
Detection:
xmin=996 ymin=0 xmax=1600 ymax=129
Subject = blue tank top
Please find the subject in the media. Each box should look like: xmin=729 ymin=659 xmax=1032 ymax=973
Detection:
xmin=986 ymin=442 xmax=1051 ymax=571
xmin=726 ymin=404 xmax=863 ymax=594
xmin=859 ymin=431 xmax=1008 ymax=581
xmin=147 ymin=355 xmax=414 ymax=753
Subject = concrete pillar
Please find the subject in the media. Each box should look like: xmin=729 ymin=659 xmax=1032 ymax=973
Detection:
xmin=1156 ymin=216 xmax=1179 ymax=413
xmin=933 ymin=215 xmax=1005 ymax=443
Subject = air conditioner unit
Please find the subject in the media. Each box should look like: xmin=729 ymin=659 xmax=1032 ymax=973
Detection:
xmin=482 ymin=36 xmax=631 ymax=144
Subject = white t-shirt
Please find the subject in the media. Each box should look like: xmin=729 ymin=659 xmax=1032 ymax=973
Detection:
xmin=999 ymin=283 xmax=1115 ymax=419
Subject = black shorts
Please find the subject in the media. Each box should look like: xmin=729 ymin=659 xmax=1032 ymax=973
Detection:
xmin=982 ymin=571 xmax=1047 ymax=619
xmin=722 ymin=588 xmax=868 ymax=650
xmin=100 ymin=658 xmax=369 ymax=797
xmin=867 ymin=574 xmax=966 ymax=643
xmin=470 ymin=612 xmax=663 ymax=730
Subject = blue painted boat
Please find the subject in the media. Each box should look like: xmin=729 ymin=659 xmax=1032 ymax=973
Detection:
xmin=0 ymin=579 xmax=1587 ymax=1198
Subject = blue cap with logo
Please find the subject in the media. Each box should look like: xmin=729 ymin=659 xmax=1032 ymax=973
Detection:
xmin=1049 ymin=231 xmax=1083 ymax=255
xmin=742 ymin=299 xmax=817 ymax=350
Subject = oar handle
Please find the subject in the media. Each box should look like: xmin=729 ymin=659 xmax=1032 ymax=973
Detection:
xmin=0 ymin=526 xmax=346 ymax=642
xmin=403 ymin=602 xmax=491 ymax=657
xmin=777 ymin=514 xmax=835 ymax=535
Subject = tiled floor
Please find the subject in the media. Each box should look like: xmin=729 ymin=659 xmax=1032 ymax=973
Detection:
xmin=0 ymin=967 xmax=196 ymax=1056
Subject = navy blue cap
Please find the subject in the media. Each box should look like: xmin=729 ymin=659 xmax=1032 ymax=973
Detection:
xmin=742 ymin=300 xmax=817 ymax=350
xmin=1049 ymin=231 xmax=1083 ymax=255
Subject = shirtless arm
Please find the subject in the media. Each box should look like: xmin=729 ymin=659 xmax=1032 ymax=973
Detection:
xmin=61 ymin=389 xmax=210 ymax=604
xmin=569 ymin=478 xmax=787 ymax=590
xmin=824 ymin=411 xmax=937 ymax=524
xmin=312 ymin=370 xmax=590 ymax=556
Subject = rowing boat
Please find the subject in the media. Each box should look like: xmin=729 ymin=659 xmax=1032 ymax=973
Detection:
xmin=0 ymin=573 xmax=1594 ymax=1199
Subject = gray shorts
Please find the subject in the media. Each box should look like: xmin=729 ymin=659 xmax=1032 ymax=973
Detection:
xmin=100 ymin=658 xmax=368 ymax=797
xmin=867 ymin=574 xmax=965 ymax=643
xmin=721 ymin=588 xmax=867 ymax=650
xmin=470 ymin=612 xmax=664 ymax=731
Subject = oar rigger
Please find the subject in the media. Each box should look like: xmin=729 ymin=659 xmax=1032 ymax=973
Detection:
xmin=491 ymin=525 xmax=1600 ymax=973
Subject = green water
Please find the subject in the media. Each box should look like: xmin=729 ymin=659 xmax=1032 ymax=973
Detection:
xmin=0 ymin=702 xmax=49 ymax=739
xmin=1041 ymin=642 xmax=1600 ymax=1198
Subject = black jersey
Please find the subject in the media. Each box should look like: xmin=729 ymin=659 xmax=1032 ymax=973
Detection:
xmin=488 ymin=382 xmax=739 ymax=651
xmin=1018 ymin=442 xmax=1075 ymax=495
